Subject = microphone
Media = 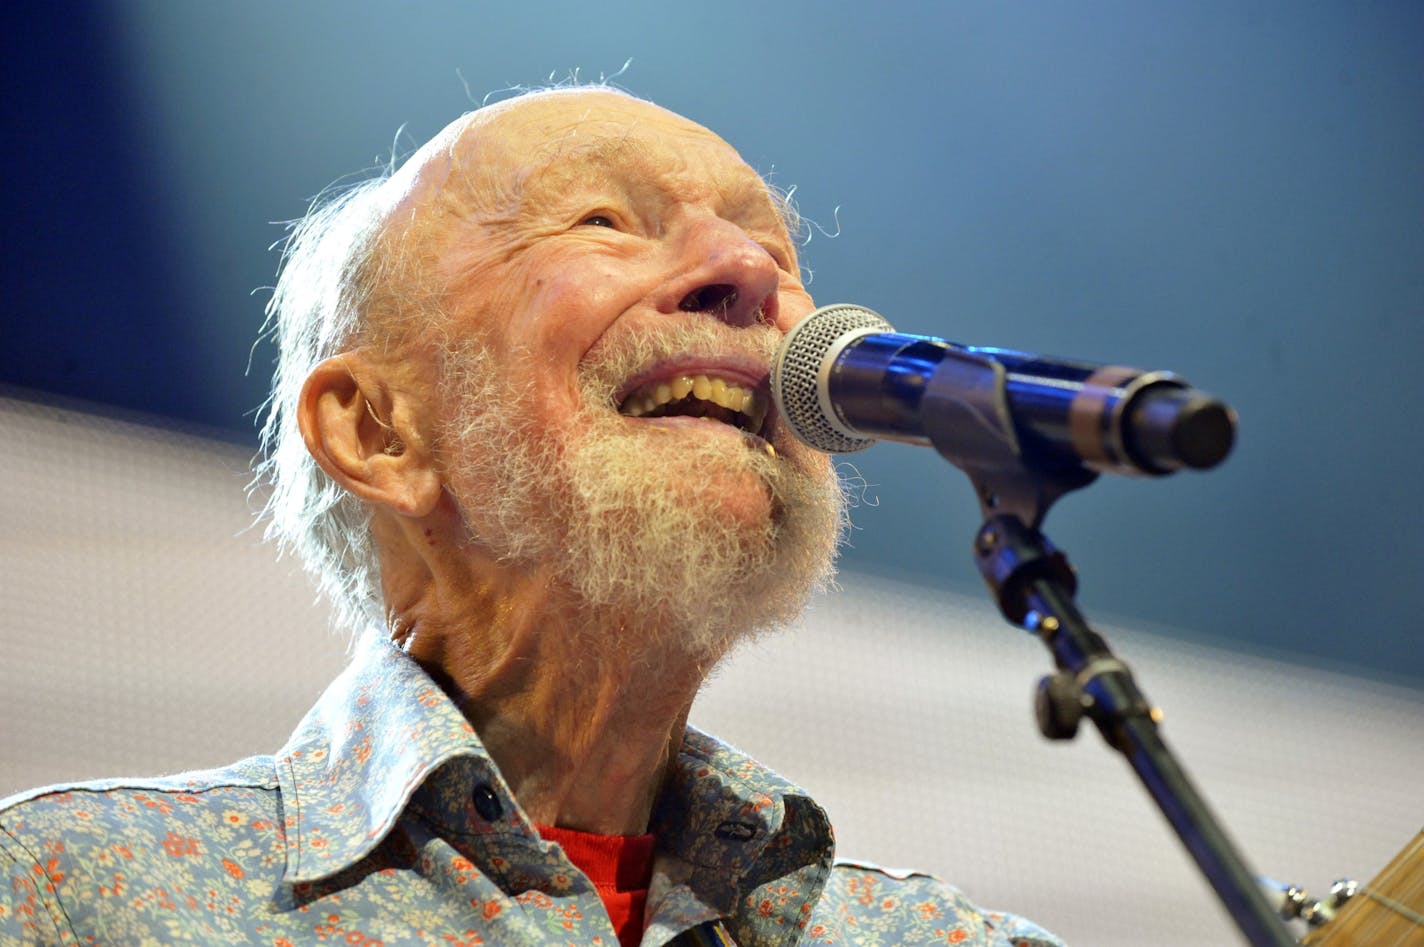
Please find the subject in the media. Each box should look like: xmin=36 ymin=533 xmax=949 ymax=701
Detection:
xmin=771 ymin=304 xmax=1236 ymax=477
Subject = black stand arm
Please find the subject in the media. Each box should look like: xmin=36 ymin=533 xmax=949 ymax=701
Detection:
xmin=975 ymin=513 xmax=1295 ymax=947
xmin=865 ymin=335 xmax=1291 ymax=942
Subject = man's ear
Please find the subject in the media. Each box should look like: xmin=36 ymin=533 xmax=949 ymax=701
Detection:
xmin=297 ymin=354 xmax=442 ymax=518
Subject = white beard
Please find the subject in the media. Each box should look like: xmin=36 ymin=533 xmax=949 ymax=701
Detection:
xmin=436 ymin=320 xmax=846 ymax=663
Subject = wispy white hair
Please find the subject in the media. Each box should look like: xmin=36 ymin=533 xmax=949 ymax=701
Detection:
xmin=254 ymin=176 xmax=399 ymax=636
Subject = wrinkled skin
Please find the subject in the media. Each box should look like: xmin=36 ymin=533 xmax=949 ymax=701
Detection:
xmin=298 ymin=89 xmax=840 ymax=836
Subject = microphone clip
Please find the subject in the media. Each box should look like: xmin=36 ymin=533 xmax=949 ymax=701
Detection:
xmin=920 ymin=346 xmax=1097 ymax=529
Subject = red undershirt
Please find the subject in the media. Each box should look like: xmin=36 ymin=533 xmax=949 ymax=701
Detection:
xmin=536 ymin=824 xmax=657 ymax=947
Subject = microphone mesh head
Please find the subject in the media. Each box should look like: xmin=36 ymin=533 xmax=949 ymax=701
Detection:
xmin=772 ymin=304 xmax=894 ymax=453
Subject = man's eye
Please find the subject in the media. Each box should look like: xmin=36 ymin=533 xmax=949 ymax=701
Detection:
xmin=579 ymin=214 xmax=616 ymax=228
xmin=763 ymin=245 xmax=793 ymax=272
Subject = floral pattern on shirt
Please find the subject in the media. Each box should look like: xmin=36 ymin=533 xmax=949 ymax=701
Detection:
xmin=1 ymin=638 xmax=1062 ymax=946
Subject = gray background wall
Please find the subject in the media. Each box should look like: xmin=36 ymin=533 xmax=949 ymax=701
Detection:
xmin=3 ymin=396 xmax=1421 ymax=946
xmin=6 ymin=1 xmax=1422 ymax=684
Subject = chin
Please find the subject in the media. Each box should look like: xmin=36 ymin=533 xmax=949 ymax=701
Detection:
xmin=657 ymin=439 xmax=782 ymax=524
xmin=544 ymin=421 xmax=843 ymax=658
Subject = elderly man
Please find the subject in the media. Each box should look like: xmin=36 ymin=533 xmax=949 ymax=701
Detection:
xmin=1 ymin=87 xmax=1061 ymax=946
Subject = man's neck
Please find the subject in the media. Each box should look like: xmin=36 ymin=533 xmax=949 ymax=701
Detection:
xmin=386 ymin=543 xmax=715 ymax=836
xmin=460 ymin=656 xmax=700 ymax=835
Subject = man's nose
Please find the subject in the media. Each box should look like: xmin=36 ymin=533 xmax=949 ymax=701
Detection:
xmin=656 ymin=218 xmax=781 ymax=329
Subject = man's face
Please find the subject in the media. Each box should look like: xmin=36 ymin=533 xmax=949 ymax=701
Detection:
xmin=398 ymin=90 xmax=843 ymax=654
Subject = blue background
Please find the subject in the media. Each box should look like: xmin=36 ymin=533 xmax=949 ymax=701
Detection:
xmin=5 ymin=2 xmax=1422 ymax=685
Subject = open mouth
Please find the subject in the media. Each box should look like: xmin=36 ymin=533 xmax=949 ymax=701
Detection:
xmin=617 ymin=373 xmax=770 ymax=439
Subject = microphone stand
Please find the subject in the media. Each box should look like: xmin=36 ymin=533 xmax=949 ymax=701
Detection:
xmin=916 ymin=350 xmax=1295 ymax=946
xmin=973 ymin=513 xmax=1294 ymax=946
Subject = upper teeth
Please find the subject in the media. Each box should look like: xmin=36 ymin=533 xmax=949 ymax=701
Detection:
xmin=620 ymin=373 xmax=768 ymax=432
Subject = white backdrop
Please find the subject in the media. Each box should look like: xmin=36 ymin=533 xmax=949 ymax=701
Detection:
xmin=2 ymin=394 xmax=1420 ymax=946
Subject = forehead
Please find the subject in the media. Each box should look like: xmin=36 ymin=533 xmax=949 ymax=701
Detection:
xmin=410 ymin=90 xmax=779 ymax=222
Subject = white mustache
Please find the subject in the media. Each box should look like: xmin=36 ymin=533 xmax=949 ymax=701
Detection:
xmin=578 ymin=319 xmax=782 ymax=403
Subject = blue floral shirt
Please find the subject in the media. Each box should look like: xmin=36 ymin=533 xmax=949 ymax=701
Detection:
xmin=0 ymin=638 xmax=1063 ymax=945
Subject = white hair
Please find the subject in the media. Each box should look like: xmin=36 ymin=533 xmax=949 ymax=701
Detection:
xmin=254 ymin=177 xmax=400 ymax=636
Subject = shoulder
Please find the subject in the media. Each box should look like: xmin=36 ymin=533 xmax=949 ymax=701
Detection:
xmin=1 ymin=755 xmax=282 ymax=853
xmin=1 ymin=755 xmax=280 ymax=828
xmin=808 ymin=858 xmax=1065 ymax=946
xmin=0 ymin=757 xmax=285 ymax=943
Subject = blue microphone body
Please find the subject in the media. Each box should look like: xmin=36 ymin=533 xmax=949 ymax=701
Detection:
xmin=771 ymin=304 xmax=1235 ymax=477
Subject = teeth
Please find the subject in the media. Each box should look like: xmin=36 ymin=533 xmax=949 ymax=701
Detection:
xmin=748 ymin=397 xmax=767 ymax=433
xmin=620 ymin=373 xmax=770 ymax=433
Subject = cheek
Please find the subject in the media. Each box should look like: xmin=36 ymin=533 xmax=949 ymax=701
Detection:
xmin=774 ymin=284 xmax=816 ymax=333
xmin=521 ymin=258 xmax=629 ymax=340
xmin=507 ymin=260 xmax=636 ymax=414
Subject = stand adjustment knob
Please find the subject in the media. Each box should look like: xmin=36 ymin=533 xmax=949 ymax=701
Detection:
xmin=1035 ymin=671 xmax=1086 ymax=740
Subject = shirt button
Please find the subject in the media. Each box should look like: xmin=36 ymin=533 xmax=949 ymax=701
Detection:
xmin=472 ymin=783 xmax=503 ymax=822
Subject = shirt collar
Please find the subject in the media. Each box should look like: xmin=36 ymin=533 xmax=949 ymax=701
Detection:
xmin=648 ymin=728 xmax=835 ymax=928
xmin=273 ymin=638 xmax=836 ymax=922
xmin=275 ymin=636 xmax=491 ymax=884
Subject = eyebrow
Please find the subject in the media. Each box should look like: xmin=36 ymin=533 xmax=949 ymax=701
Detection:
xmin=518 ymin=134 xmax=783 ymax=227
